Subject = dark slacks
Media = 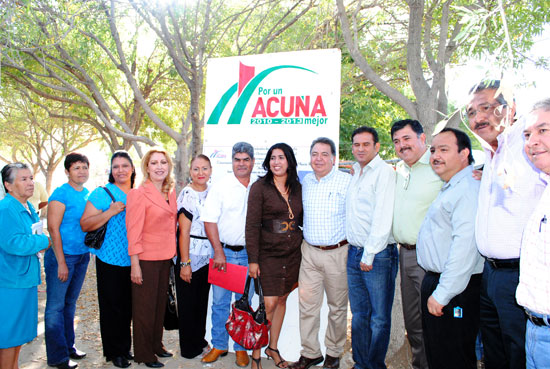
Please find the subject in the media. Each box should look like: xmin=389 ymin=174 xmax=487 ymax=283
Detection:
xmin=399 ymin=247 xmax=428 ymax=369
xmin=132 ymin=259 xmax=171 ymax=363
xmin=174 ymin=263 xmax=211 ymax=358
xmin=421 ymin=271 xmax=481 ymax=369
xmin=479 ymin=260 xmax=526 ymax=369
xmin=96 ymin=258 xmax=132 ymax=358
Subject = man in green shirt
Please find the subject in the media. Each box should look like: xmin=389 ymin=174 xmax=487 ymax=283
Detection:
xmin=391 ymin=119 xmax=443 ymax=369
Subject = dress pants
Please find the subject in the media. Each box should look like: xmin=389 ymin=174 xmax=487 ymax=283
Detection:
xmin=421 ymin=271 xmax=481 ymax=369
xmin=174 ymin=263 xmax=210 ymax=358
xmin=399 ymin=246 xmax=428 ymax=369
xmin=132 ymin=259 xmax=171 ymax=363
xmin=96 ymin=257 xmax=132 ymax=359
xmin=298 ymin=240 xmax=348 ymax=358
xmin=480 ymin=260 xmax=526 ymax=369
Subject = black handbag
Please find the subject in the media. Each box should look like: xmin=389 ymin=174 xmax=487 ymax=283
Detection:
xmin=164 ymin=265 xmax=179 ymax=330
xmin=84 ymin=186 xmax=115 ymax=250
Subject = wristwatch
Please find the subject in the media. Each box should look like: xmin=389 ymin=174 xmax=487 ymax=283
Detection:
xmin=180 ymin=259 xmax=191 ymax=267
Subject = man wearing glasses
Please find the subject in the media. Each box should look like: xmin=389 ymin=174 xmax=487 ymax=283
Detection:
xmin=467 ymin=80 xmax=545 ymax=369
xmin=391 ymin=119 xmax=443 ymax=369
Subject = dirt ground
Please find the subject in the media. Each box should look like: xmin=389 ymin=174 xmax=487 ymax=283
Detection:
xmin=19 ymin=258 xmax=414 ymax=369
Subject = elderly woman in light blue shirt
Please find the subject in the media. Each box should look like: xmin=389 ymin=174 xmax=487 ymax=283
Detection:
xmin=0 ymin=163 xmax=49 ymax=369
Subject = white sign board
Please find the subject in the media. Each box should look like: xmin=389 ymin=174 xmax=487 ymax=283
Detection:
xmin=203 ymin=49 xmax=342 ymax=181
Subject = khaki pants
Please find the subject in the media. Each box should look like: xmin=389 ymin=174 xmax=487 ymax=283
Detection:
xmin=298 ymin=240 xmax=348 ymax=358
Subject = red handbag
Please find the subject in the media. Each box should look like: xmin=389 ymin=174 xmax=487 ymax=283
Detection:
xmin=226 ymin=276 xmax=271 ymax=350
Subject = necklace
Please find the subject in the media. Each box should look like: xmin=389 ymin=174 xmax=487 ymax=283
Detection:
xmin=273 ymin=179 xmax=294 ymax=220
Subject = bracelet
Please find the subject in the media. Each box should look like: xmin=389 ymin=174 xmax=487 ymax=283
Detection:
xmin=180 ymin=259 xmax=191 ymax=267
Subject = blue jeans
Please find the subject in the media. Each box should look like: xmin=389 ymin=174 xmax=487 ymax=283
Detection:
xmin=526 ymin=312 xmax=550 ymax=369
xmin=347 ymin=244 xmax=398 ymax=369
xmin=211 ymin=248 xmax=253 ymax=351
xmin=44 ymin=249 xmax=90 ymax=365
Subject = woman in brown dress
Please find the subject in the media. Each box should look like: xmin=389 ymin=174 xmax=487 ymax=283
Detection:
xmin=246 ymin=142 xmax=303 ymax=369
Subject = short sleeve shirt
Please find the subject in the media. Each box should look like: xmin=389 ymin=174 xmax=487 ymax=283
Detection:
xmin=88 ymin=183 xmax=130 ymax=267
xmin=177 ymin=186 xmax=213 ymax=272
xmin=49 ymin=183 xmax=89 ymax=255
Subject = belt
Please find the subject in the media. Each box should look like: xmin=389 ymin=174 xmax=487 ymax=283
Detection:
xmin=486 ymin=257 xmax=519 ymax=269
xmin=525 ymin=310 xmax=550 ymax=327
xmin=190 ymin=234 xmax=208 ymax=240
xmin=222 ymin=243 xmax=244 ymax=252
xmin=310 ymin=239 xmax=348 ymax=251
xmin=262 ymin=219 xmax=298 ymax=234
xmin=400 ymin=243 xmax=416 ymax=250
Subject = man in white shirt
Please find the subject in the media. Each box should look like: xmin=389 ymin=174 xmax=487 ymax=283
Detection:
xmin=517 ymin=99 xmax=550 ymax=369
xmin=201 ymin=142 xmax=255 ymax=367
xmin=345 ymin=127 xmax=396 ymax=369
xmin=468 ymin=80 xmax=545 ymax=369
xmin=289 ymin=137 xmax=351 ymax=369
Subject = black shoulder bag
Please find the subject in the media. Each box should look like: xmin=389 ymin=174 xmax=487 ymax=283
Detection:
xmin=84 ymin=186 xmax=116 ymax=250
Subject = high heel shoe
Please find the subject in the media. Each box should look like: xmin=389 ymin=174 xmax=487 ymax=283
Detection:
xmin=265 ymin=346 xmax=288 ymax=368
xmin=252 ymin=357 xmax=262 ymax=369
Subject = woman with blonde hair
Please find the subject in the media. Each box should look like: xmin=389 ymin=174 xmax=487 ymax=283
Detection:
xmin=126 ymin=149 xmax=177 ymax=368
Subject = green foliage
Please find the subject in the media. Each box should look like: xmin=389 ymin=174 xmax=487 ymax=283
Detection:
xmin=339 ymin=62 xmax=407 ymax=160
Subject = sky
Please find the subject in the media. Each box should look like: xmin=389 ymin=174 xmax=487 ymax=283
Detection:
xmin=447 ymin=26 xmax=550 ymax=117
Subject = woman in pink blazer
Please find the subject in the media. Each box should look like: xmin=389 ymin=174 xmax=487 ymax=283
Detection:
xmin=126 ymin=149 xmax=177 ymax=368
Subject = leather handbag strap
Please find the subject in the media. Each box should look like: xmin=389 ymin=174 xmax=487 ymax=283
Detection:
xmin=101 ymin=186 xmax=116 ymax=202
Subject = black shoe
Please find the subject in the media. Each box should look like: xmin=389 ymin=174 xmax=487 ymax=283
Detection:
xmin=156 ymin=351 xmax=173 ymax=358
xmin=288 ymin=355 xmax=324 ymax=369
xmin=51 ymin=360 xmax=78 ymax=369
xmin=69 ymin=349 xmax=87 ymax=360
xmin=124 ymin=352 xmax=134 ymax=360
xmin=107 ymin=356 xmax=131 ymax=368
xmin=145 ymin=362 xmax=164 ymax=368
xmin=323 ymin=354 xmax=340 ymax=369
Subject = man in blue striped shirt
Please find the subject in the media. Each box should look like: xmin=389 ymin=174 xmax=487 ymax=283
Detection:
xmin=289 ymin=137 xmax=351 ymax=369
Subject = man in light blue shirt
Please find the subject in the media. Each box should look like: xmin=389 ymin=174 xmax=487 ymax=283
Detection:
xmin=417 ymin=128 xmax=484 ymax=369
xmin=290 ymin=137 xmax=351 ymax=369
xmin=345 ymin=126 xmax=397 ymax=369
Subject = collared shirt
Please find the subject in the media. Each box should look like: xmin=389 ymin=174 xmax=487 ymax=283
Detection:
xmin=393 ymin=149 xmax=443 ymax=245
xmin=303 ymin=167 xmax=351 ymax=245
xmin=516 ymin=173 xmax=550 ymax=315
xmin=346 ymin=155 xmax=395 ymax=265
xmin=417 ymin=165 xmax=484 ymax=306
xmin=201 ymin=173 xmax=252 ymax=246
xmin=476 ymin=120 xmax=545 ymax=259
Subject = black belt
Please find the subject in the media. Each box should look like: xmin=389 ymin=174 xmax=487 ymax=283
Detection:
xmin=486 ymin=257 xmax=520 ymax=269
xmin=190 ymin=235 xmax=208 ymax=240
xmin=222 ymin=243 xmax=244 ymax=252
xmin=525 ymin=310 xmax=550 ymax=327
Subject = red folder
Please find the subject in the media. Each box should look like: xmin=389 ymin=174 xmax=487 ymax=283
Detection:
xmin=208 ymin=258 xmax=248 ymax=294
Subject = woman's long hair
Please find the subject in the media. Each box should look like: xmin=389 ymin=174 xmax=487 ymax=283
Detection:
xmin=261 ymin=143 xmax=300 ymax=193
xmin=108 ymin=151 xmax=136 ymax=188
xmin=141 ymin=148 xmax=175 ymax=194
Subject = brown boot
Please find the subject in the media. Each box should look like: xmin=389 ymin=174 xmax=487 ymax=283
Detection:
xmin=235 ymin=351 xmax=250 ymax=367
xmin=201 ymin=348 xmax=228 ymax=363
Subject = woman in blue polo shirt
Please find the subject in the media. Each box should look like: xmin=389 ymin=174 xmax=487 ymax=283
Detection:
xmin=45 ymin=153 xmax=91 ymax=369
xmin=80 ymin=151 xmax=135 ymax=368
xmin=0 ymin=163 xmax=50 ymax=369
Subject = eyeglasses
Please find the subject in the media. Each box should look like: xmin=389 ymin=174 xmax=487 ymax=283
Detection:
xmin=466 ymin=103 xmax=506 ymax=119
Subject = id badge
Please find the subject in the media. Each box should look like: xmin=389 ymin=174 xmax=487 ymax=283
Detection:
xmin=453 ymin=306 xmax=463 ymax=318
